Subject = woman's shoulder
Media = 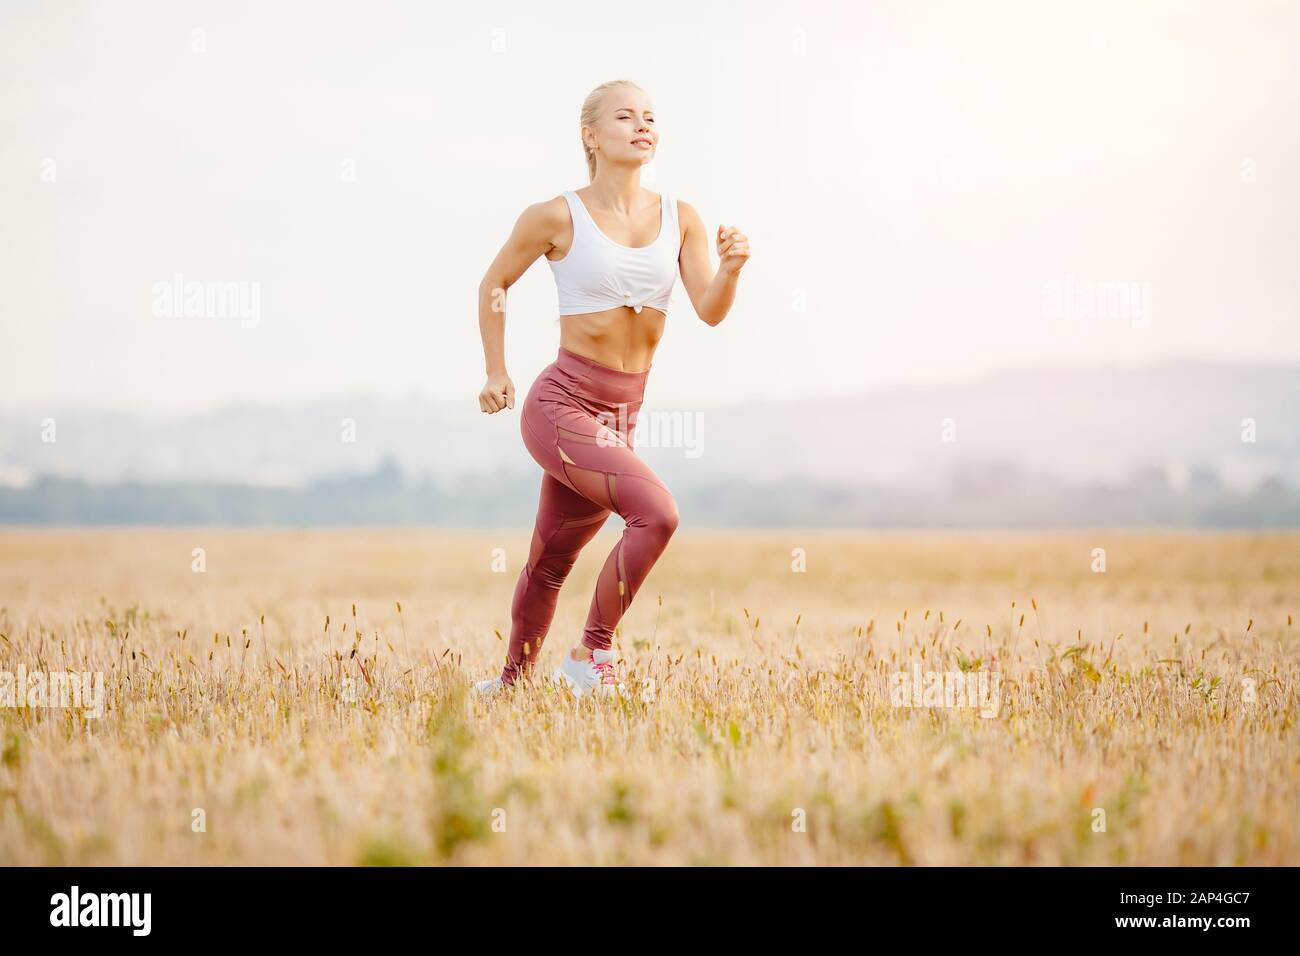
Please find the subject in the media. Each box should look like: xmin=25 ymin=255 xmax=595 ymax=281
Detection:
xmin=668 ymin=194 xmax=701 ymax=232
xmin=517 ymin=193 xmax=576 ymax=231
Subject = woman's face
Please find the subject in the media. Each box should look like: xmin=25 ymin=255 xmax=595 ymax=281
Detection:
xmin=587 ymin=86 xmax=657 ymax=168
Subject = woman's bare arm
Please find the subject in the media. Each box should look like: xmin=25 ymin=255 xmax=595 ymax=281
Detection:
xmin=477 ymin=198 xmax=566 ymax=413
xmin=676 ymin=199 xmax=751 ymax=327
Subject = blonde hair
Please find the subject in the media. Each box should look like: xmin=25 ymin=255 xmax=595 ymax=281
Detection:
xmin=580 ymin=80 xmax=645 ymax=182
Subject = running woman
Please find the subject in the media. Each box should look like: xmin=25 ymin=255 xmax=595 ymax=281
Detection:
xmin=473 ymin=80 xmax=750 ymax=697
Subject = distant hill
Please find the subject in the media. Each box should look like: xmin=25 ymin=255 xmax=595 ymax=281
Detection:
xmin=1 ymin=361 xmax=1297 ymax=527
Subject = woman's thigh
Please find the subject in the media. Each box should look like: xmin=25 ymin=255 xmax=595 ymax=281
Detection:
xmin=520 ymin=387 xmax=670 ymax=516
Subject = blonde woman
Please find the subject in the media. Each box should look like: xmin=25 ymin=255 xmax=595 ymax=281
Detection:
xmin=474 ymin=80 xmax=750 ymax=697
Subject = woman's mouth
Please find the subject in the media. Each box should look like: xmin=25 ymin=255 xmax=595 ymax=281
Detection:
xmin=632 ymin=138 xmax=653 ymax=148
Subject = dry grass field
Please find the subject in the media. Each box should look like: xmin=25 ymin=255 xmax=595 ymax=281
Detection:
xmin=0 ymin=528 xmax=1296 ymax=866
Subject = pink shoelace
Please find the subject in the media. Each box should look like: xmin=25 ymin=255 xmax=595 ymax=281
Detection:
xmin=592 ymin=657 xmax=617 ymax=685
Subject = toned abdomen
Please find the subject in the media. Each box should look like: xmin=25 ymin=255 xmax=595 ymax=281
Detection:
xmin=559 ymin=306 xmax=667 ymax=373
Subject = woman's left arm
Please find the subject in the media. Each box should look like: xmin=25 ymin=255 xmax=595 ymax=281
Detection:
xmin=676 ymin=199 xmax=750 ymax=327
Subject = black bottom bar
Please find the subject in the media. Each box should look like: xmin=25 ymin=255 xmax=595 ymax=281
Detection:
xmin=0 ymin=866 xmax=1291 ymax=942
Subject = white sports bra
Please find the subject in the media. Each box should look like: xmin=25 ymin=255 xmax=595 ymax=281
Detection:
xmin=547 ymin=189 xmax=681 ymax=316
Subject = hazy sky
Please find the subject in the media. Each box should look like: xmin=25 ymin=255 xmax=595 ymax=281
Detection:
xmin=2 ymin=0 xmax=1298 ymax=415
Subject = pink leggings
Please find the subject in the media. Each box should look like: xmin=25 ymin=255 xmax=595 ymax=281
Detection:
xmin=500 ymin=346 xmax=679 ymax=684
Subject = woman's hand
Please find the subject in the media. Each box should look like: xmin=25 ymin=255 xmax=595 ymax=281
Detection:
xmin=717 ymin=225 xmax=750 ymax=275
xmin=479 ymin=372 xmax=515 ymax=413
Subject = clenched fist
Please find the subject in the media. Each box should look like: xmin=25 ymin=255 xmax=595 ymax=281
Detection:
xmin=479 ymin=373 xmax=515 ymax=413
xmin=717 ymin=224 xmax=750 ymax=275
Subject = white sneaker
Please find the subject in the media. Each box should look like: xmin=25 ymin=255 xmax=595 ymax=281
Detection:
xmin=552 ymin=648 xmax=625 ymax=699
xmin=472 ymin=676 xmax=504 ymax=696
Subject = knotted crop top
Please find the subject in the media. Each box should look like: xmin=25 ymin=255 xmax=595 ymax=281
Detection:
xmin=548 ymin=189 xmax=681 ymax=316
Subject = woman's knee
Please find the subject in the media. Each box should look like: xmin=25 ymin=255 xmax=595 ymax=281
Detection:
xmin=641 ymin=495 xmax=680 ymax=545
xmin=530 ymin=547 xmax=580 ymax=587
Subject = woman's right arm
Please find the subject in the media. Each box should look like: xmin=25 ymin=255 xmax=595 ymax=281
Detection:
xmin=477 ymin=198 xmax=565 ymax=414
